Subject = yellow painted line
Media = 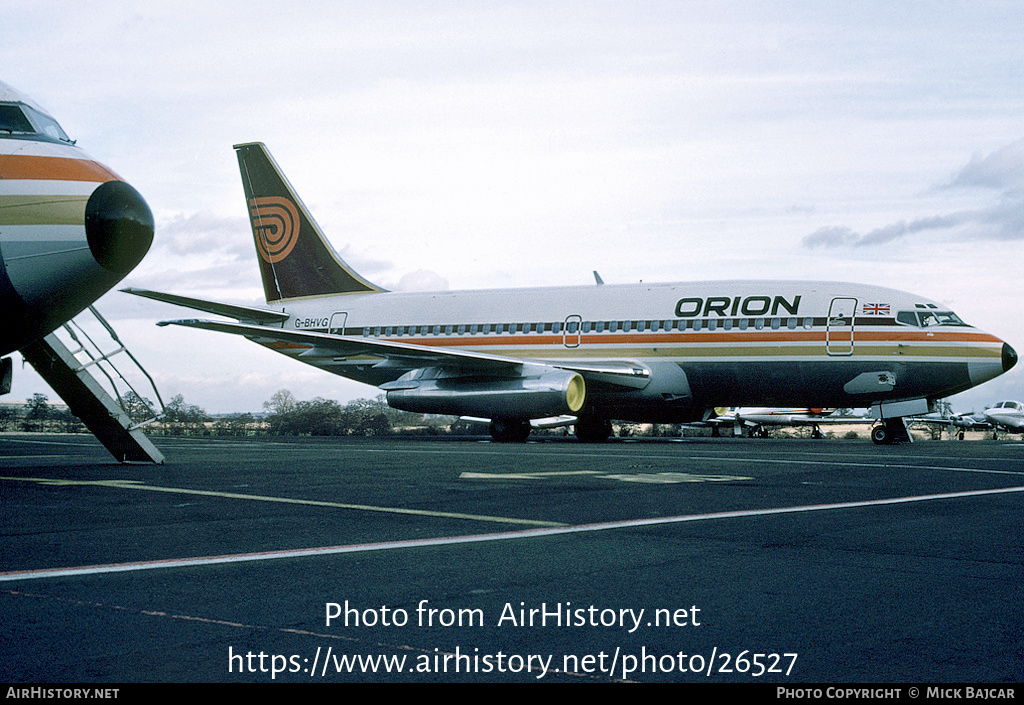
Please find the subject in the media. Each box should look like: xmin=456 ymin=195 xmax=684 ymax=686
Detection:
xmin=600 ymin=473 xmax=753 ymax=484
xmin=460 ymin=471 xmax=602 ymax=479
xmin=461 ymin=470 xmax=751 ymax=483
xmin=0 ymin=476 xmax=564 ymax=528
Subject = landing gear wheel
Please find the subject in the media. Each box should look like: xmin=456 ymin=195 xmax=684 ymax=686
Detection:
xmin=575 ymin=416 xmax=612 ymax=443
xmin=871 ymin=418 xmax=912 ymax=445
xmin=489 ymin=419 xmax=531 ymax=443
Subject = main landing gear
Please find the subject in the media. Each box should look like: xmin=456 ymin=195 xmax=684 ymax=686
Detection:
xmin=489 ymin=419 xmax=531 ymax=443
xmin=488 ymin=416 xmax=614 ymax=443
xmin=870 ymin=417 xmax=912 ymax=445
xmin=574 ymin=416 xmax=612 ymax=443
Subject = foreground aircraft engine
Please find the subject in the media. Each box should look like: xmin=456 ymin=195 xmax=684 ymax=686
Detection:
xmin=383 ymin=366 xmax=586 ymax=421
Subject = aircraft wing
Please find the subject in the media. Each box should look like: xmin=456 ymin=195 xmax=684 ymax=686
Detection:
xmin=156 ymin=318 xmax=651 ymax=387
xmin=697 ymin=409 xmax=873 ymax=430
xmin=738 ymin=413 xmax=872 ymax=427
xmin=123 ymin=288 xmax=289 ymax=325
xmin=905 ymin=414 xmax=991 ymax=431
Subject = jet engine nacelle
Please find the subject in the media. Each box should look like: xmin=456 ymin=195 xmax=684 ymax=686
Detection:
xmin=384 ymin=367 xmax=586 ymax=419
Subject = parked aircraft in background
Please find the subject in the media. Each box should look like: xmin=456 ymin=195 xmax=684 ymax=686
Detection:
xmin=904 ymin=400 xmax=1024 ymax=440
xmin=0 ymin=80 xmax=161 ymax=462
xmin=982 ymin=401 xmax=1024 ymax=439
xmin=704 ymin=407 xmax=872 ymax=438
xmin=129 ymin=142 xmax=1017 ymax=445
xmin=905 ymin=408 xmax=987 ymax=440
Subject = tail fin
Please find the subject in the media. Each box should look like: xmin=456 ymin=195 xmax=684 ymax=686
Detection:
xmin=234 ymin=142 xmax=384 ymax=302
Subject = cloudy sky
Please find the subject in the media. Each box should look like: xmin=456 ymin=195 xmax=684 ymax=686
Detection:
xmin=4 ymin=1 xmax=1024 ymax=415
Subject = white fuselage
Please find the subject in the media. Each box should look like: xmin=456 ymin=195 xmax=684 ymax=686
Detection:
xmin=253 ymin=279 xmax=1011 ymax=422
xmin=983 ymin=401 xmax=1024 ymax=431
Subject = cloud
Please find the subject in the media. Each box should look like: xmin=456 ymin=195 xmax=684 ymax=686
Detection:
xmin=944 ymin=139 xmax=1024 ymax=191
xmin=156 ymin=211 xmax=251 ymax=258
xmin=803 ymin=212 xmax=975 ymax=249
xmin=802 ymin=140 xmax=1024 ymax=249
xmin=393 ymin=269 xmax=450 ymax=292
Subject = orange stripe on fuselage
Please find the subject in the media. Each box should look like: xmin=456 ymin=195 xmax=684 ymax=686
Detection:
xmin=262 ymin=341 xmax=313 ymax=351
xmin=360 ymin=329 xmax=1003 ymax=349
xmin=0 ymin=154 xmax=120 ymax=182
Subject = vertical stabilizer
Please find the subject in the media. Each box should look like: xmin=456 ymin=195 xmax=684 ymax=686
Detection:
xmin=234 ymin=142 xmax=384 ymax=302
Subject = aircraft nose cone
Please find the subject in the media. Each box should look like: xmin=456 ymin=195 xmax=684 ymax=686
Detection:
xmin=85 ymin=180 xmax=154 ymax=274
xmin=1004 ymin=342 xmax=1018 ymax=373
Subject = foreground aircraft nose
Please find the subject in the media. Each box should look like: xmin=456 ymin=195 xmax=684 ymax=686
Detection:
xmin=0 ymin=177 xmax=155 ymax=354
xmin=1005 ymin=343 xmax=1018 ymax=373
xmin=85 ymin=180 xmax=154 ymax=274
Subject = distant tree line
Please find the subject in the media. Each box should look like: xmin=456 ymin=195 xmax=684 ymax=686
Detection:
xmin=0 ymin=393 xmax=87 ymax=433
xmin=5 ymin=390 xmax=867 ymax=440
xmin=0 ymin=389 xmax=453 ymax=438
xmin=260 ymin=390 xmax=440 ymax=437
xmin=125 ymin=389 xmax=443 ymax=438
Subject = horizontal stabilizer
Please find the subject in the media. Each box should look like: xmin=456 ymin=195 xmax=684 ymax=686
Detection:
xmin=122 ymin=288 xmax=288 ymax=324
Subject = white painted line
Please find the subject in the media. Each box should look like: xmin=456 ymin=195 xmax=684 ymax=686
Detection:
xmin=3 ymin=484 xmax=1022 ymax=583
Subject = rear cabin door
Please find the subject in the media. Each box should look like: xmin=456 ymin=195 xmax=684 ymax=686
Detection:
xmin=563 ymin=314 xmax=582 ymax=348
xmin=328 ymin=312 xmax=348 ymax=335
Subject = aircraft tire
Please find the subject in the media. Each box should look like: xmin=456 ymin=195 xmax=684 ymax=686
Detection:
xmin=489 ymin=419 xmax=531 ymax=443
xmin=871 ymin=424 xmax=890 ymax=445
xmin=575 ymin=416 xmax=612 ymax=443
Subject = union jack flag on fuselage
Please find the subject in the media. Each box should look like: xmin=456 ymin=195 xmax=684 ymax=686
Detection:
xmin=862 ymin=303 xmax=890 ymax=315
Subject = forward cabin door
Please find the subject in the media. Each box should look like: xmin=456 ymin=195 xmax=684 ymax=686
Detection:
xmin=826 ymin=298 xmax=857 ymax=356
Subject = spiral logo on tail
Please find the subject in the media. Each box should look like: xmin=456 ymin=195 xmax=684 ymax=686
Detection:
xmin=249 ymin=196 xmax=300 ymax=263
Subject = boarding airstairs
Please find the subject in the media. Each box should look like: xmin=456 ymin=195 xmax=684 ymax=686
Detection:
xmin=19 ymin=306 xmax=165 ymax=463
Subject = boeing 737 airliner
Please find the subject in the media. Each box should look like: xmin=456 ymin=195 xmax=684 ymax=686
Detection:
xmin=128 ymin=142 xmax=1018 ymax=444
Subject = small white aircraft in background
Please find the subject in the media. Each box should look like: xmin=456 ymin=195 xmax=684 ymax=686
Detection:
xmin=905 ymin=400 xmax=1024 ymax=440
xmin=703 ymin=407 xmax=872 ymax=438
xmin=982 ymin=401 xmax=1024 ymax=439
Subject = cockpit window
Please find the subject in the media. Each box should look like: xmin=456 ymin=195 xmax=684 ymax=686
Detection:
xmin=0 ymin=104 xmax=34 ymax=134
xmin=896 ymin=310 xmax=968 ymax=328
xmin=25 ymin=105 xmax=70 ymax=141
xmin=0 ymin=102 xmax=71 ymax=142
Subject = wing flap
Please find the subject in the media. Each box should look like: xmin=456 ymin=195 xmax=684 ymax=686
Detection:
xmin=158 ymin=318 xmax=525 ymax=372
xmin=158 ymin=318 xmax=653 ymax=389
